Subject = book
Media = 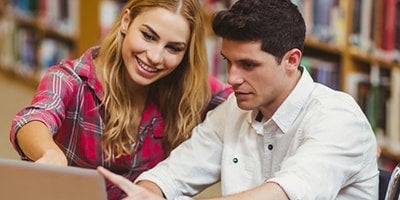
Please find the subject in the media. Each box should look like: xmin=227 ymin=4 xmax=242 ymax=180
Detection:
xmin=349 ymin=0 xmax=361 ymax=46
xmin=380 ymin=0 xmax=397 ymax=61
xmin=0 ymin=17 xmax=15 ymax=69
xmin=38 ymin=0 xmax=78 ymax=36
xmin=99 ymin=0 xmax=123 ymax=40
xmin=14 ymin=25 xmax=37 ymax=77
xmin=346 ymin=66 xmax=392 ymax=145
xmin=345 ymin=72 xmax=369 ymax=99
xmin=302 ymin=0 xmax=314 ymax=37
xmin=301 ymin=56 xmax=340 ymax=90
xmin=312 ymin=0 xmax=333 ymax=43
xmin=394 ymin=1 xmax=400 ymax=62
xmin=332 ymin=0 xmax=346 ymax=48
xmin=38 ymin=37 xmax=75 ymax=78
xmin=359 ymin=0 xmax=373 ymax=52
xmin=386 ymin=68 xmax=400 ymax=152
xmin=356 ymin=67 xmax=390 ymax=138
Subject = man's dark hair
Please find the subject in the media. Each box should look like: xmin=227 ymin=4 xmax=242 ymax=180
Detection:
xmin=212 ymin=0 xmax=306 ymax=63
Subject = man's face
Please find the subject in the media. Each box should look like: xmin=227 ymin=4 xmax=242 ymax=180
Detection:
xmin=221 ymin=39 xmax=291 ymax=113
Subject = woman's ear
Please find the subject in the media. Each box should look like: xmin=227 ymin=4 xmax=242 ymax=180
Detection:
xmin=120 ymin=9 xmax=131 ymax=34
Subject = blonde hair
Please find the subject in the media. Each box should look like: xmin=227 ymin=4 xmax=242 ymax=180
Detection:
xmin=97 ymin=0 xmax=210 ymax=160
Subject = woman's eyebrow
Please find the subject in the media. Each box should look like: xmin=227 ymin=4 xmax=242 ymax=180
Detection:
xmin=142 ymin=24 xmax=160 ymax=40
xmin=142 ymin=24 xmax=187 ymax=47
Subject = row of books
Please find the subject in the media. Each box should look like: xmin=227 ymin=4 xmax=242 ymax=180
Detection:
xmin=291 ymin=0 xmax=347 ymax=47
xmin=10 ymin=0 xmax=78 ymax=36
xmin=347 ymin=67 xmax=391 ymax=137
xmin=292 ymin=0 xmax=400 ymax=63
xmin=301 ymin=56 xmax=340 ymax=90
xmin=351 ymin=0 xmax=400 ymax=62
xmin=381 ymin=68 xmax=400 ymax=155
xmin=38 ymin=37 xmax=75 ymax=77
xmin=0 ymin=13 xmax=75 ymax=80
xmin=346 ymin=67 xmax=400 ymax=160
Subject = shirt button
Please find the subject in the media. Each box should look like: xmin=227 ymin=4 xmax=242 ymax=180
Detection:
xmin=268 ymin=144 xmax=273 ymax=150
xmin=232 ymin=157 xmax=238 ymax=163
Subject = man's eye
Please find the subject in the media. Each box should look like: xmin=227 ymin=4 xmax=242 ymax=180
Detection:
xmin=241 ymin=63 xmax=255 ymax=70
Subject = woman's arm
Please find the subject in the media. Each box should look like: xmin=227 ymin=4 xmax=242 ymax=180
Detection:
xmin=16 ymin=120 xmax=67 ymax=166
xmin=11 ymin=64 xmax=79 ymax=166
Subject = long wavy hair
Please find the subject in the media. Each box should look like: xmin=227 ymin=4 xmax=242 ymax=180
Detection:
xmin=97 ymin=0 xmax=210 ymax=160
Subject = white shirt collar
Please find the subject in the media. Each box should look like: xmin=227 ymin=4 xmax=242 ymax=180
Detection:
xmin=249 ymin=66 xmax=316 ymax=134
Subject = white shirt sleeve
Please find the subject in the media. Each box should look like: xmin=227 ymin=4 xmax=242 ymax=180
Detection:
xmin=135 ymin=98 xmax=232 ymax=199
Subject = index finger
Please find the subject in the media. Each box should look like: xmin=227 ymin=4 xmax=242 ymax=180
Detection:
xmin=97 ymin=166 xmax=138 ymax=195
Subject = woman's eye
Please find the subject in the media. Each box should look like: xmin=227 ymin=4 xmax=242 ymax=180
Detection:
xmin=169 ymin=47 xmax=182 ymax=53
xmin=142 ymin=32 xmax=154 ymax=41
xmin=167 ymin=46 xmax=183 ymax=53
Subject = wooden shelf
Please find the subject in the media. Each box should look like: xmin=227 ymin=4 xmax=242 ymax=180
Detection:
xmin=380 ymin=145 xmax=400 ymax=162
xmin=0 ymin=66 xmax=39 ymax=90
xmin=305 ymin=38 xmax=343 ymax=56
xmin=349 ymin=48 xmax=400 ymax=69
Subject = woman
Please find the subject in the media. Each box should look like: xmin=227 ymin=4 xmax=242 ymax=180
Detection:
xmin=9 ymin=0 xmax=232 ymax=199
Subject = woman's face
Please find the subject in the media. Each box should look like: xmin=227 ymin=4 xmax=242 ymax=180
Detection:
xmin=120 ymin=7 xmax=190 ymax=86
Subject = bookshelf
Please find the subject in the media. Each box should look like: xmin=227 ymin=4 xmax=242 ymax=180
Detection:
xmin=1 ymin=0 xmax=400 ymax=169
xmin=0 ymin=0 xmax=100 ymax=87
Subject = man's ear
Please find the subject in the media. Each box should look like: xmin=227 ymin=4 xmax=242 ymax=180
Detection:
xmin=283 ymin=48 xmax=302 ymax=70
xmin=120 ymin=9 xmax=131 ymax=34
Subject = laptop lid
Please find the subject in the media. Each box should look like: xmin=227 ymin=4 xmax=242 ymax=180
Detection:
xmin=0 ymin=158 xmax=107 ymax=200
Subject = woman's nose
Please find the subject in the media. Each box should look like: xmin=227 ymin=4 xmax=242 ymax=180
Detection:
xmin=147 ymin=45 xmax=164 ymax=65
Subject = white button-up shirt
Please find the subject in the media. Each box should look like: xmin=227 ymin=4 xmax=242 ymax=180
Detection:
xmin=136 ymin=68 xmax=379 ymax=200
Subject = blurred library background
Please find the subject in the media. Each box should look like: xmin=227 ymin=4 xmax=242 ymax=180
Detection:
xmin=0 ymin=0 xmax=399 ymax=177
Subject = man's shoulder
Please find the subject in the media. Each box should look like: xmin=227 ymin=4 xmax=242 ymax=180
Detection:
xmin=310 ymin=84 xmax=357 ymax=106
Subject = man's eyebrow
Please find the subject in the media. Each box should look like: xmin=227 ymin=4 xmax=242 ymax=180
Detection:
xmin=220 ymin=52 xmax=258 ymax=63
xmin=220 ymin=52 xmax=226 ymax=58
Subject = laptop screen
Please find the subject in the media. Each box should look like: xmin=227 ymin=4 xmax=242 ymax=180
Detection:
xmin=0 ymin=158 xmax=107 ymax=200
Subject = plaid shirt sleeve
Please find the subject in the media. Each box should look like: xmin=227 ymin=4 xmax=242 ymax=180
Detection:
xmin=206 ymin=75 xmax=233 ymax=112
xmin=10 ymin=63 xmax=79 ymax=156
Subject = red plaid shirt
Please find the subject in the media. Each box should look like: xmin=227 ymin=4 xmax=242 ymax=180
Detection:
xmin=10 ymin=47 xmax=232 ymax=199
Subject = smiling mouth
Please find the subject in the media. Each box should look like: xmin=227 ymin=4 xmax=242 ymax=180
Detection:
xmin=137 ymin=57 xmax=161 ymax=73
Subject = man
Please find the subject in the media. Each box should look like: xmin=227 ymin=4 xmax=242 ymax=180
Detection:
xmin=98 ymin=0 xmax=379 ymax=199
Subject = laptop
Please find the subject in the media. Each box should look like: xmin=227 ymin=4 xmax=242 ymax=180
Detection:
xmin=0 ymin=158 xmax=107 ymax=200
